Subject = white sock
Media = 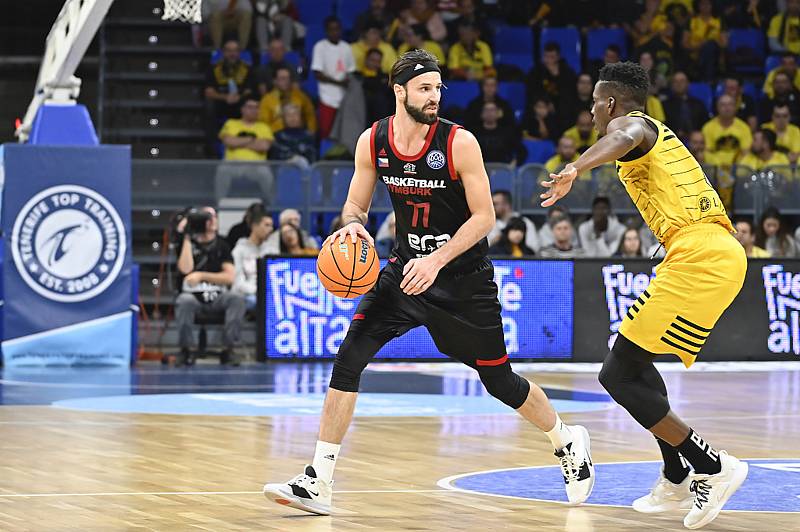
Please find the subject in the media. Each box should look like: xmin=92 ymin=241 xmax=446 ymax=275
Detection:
xmin=544 ymin=414 xmax=573 ymax=451
xmin=311 ymin=440 xmax=340 ymax=484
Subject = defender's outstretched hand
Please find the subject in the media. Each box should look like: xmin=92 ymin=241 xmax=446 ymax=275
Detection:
xmin=540 ymin=163 xmax=578 ymax=208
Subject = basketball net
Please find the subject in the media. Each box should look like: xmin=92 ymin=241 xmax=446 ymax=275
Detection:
xmin=162 ymin=0 xmax=202 ymax=23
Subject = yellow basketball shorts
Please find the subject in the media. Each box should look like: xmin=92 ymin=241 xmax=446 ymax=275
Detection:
xmin=618 ymin=223 xmax=746 ymax=368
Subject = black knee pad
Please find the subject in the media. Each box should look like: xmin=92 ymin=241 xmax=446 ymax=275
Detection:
xmin=478 ymin=363 xmax=530 ymax=409
xmin=329 ymin=332 xmax=387 ymax=393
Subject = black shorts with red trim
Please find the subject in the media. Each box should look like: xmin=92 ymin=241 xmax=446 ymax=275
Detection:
xmin=343 ymin=256 xmax=507 ymax=367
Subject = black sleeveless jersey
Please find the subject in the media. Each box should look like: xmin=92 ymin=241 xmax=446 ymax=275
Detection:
xmin=371 ymin=115 xmax=488 ymax=272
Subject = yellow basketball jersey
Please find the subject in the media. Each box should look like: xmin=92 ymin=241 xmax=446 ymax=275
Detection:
xmin=616 ymin=111 xmax=734 ymax=245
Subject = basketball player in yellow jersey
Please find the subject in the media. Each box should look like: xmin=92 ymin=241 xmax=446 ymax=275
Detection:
xmin=542 ymin=62 xmax=748 ymax=530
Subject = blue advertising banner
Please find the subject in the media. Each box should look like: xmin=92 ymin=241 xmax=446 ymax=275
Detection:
xmin=1 ymin=144 xmax=132 ymax=367
xmin=262 ymin=257 xmax=573 ymax=359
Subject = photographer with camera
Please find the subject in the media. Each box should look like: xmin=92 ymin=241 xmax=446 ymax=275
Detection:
xmin=175 ymin=207 xmax=246 ymax=366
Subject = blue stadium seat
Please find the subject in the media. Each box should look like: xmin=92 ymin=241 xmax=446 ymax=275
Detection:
xmin=765 ymin=54 xmax=783 ymax=74
xmin=486 ymin=165 xmax=515 ymax=193
xmin=497 ymin=82 xmax=526 ymax=117
xmin=442 ymin=80 xmax=480 ymax=109
xmin=259 ymin=50 xmax=302 ymax=68
xmin=301 ymin=71 xmax=319 ymax=101
xmin=688 ymin=82 xmax=713 ymax=114
xmin=336 ymin=0 xmax=370 ymax=31
xmin=714 ymin=81 xmax=760 ymax=104
xmin=494 ymin=53 xmax=534 ymax=74
xmin=210 ymin=49 xmax=253 ymax=65
xmin=493 ymin=26 xmax=533 ymax=55
xmin=540 ymin=27 xmax=581 ymax=74
xmin=319 ymin=138 xmax=336 ymax=158
xmin=523 ymin=139 xmax=555 ymax=164
xmin=726 ymin=29 xmax=765 ymax=73
xmin=295 ymin=0 xmax=336 ymax=26
xmin=586 ymin=28 xmax=628 ymax=61
xmin=309 ymin=163 xmax=355 ymax=208
xmin=305 ymin=24 xmax=326 ymax=58
xmin=274 ymin=165 xmax=306 ymax=208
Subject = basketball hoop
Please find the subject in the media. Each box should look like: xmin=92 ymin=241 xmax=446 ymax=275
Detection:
xmin=162 ymin=0 xmax=202 ymax=23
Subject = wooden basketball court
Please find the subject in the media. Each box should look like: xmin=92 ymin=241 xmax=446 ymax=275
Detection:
xmin=0 ymin=363 xmax=798 ymax=531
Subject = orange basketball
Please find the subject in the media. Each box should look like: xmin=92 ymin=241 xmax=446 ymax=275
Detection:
xmin=316 ymin=237 xmax=380 ymax=298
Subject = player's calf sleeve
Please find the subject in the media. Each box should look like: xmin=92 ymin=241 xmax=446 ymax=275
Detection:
xmin=598 ymin=336 xmax=671 ymax=429
xmin=478 ymin=363 xmax=530 ymax=409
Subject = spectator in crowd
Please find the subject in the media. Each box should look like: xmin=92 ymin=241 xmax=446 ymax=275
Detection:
xmin=763 ymin=54 xmax=800 ymax=100
xmin=614 ymin=227 xmax=644 ymax=258
xmin=628 ymin=0 xmax=668 ymax=48
xmin=687 ymin=129 xmax=718 ymax=165
xmin=252 ymin=0 xmax=302 ymax=54
xmin=391 ymin=0 xmax=448 ymax=44
xmin=205 ymin=0 xmax=252 ymax=50
xmin=359 ymin=49 xmax=395 ymax=124
xmin=256 ymin=38 xmax=294 ymax=96
xmin=174 ymin=207 xmax=245 ymax=366
xmin=760 ymin=71 xmax=800 ymax=124
xmin=351 ymin=25 xmax=398 ymax=74
xmin=538 ymin=214 xmax=586 ymax=258
xmin=279 ymin=223 xmax=318 ymax=256
xmin=397 ymin=24 xmax=445 ymax=63
xmin=739 ymin=129 xmax=790 ymax=170
xmin=588 ymin=44 xmax=621 ymax=82
xmin=375 ymin=212 xmax=396 ymax=258
xmin=488 ymin=217 xmax=536 ymax=256
xmin=487 ymin=190 xmax=539 ymax=252
xmin=563 ymin=110 xmax=598 ymax=153
xmin=521 ymin=96 xmax=559 ymax=141
xmin=638 ymin=50 xmax=667 ymax=98
xmin=464 ymin=76 xmax=514 ymax=131
xmin=578 ymin=196 xmax=626 ymax=258
xmin=717 ymin=77 xmax=758 ymax=131
xmin=756 ymin=207 xmax=799 ymax=258
xmin=662 ymin=71 xmax=709 ymax=139
xmin=446 ymin=0 xmax=492 ymax=46
xmin=560 ymin=73 xmax=594 ymax=120
xmin=734 ymin=218 xmax=771 ymax=258
xmin=720 ymin=0 xmax=776 ymax=29
xmin=545 ymin=136 xmax=579 ymax=175
xmin=681 ymin=0 xmax=722 ymax=80
xmin=264 ymin=208 xmax=318 ymax=253
xmin=526 ymin=41 xmax=577 ymax=112
xmin=637 ymin=20 xmax=676 ymax=83
xmin=763 ymin=104 xmax=800 ymax=164
xmin=204 ymin=39 xmax=255 ymax=152
xmin=767 ymin=0 xmax=800 ymax=54
xmin=232 ymin=209 xmax=274 ymax=308
xmin=473 ymin=101 xmax=523 ymax=163
xmin=447 ymin=22 xmax=495 ymax=80
xmin=226 ymin=201 xmax=265 ymax=249
xmin=701 ymin=94 xmax=753 ymax=166
xmin=354 ymin=0 xmax=395 ymax=37
xmin=215 ymin=96 xmax=274 ymax=201
xmin=258 ymin=67 xmax=317 ymax=134
xmin=311 ymin=17 xmax=356 ymax=139
xmin=538 ymin=205 xmax=579 ymax=249
xmin=269 ymin=104 xmax=317 ymax=165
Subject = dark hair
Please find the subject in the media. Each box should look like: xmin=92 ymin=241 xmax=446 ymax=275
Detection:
xmin=598 ymin=61 xmax=650 ymax=108
xmin=249 ymin=210 xmax=272 ymax=228
xmin=492 ymin=189 xmax=513 ymax=205
xmin=241 ymin=95 xmax=260 ymax=106
xmin=615 ymin=227 xmax=643 ymax=257
xmin=773 ymin=102 xmax=791 ymax=115
xmin=366 ymin=47 xmax=383 ymax=58
xmin=773 ymin=71 xmax=792 ymax=83
xmin=494 ymin=217 xmax=534 ymax=256
xmin=733 ymin=216 xmax=755 ymax=234
xmin=324 ymin=16 xmax=341 ymax=28
xmin=279 ymin=223 xmax=306 ymax=253
xmin=605 ymin=44 xmax=621 ymax=55
xmin=273 ymin=65 xmax=292 ymax=79
xmin=543 ymin=41 xmax=561 ymax=54
xmin=243 ymin=202 xmax=265 ymax=224
xmin=755 ymin=206 xmax=791 ymax=253
xmin=758 ymin=128 xmax=778 ymax=151
xmin=549 ymin=212 xmax=572 ymax=228
xmin=592 ymin=195 xmax=611 ymax=208
xmin=389 ymin=48 xmax=439 ymax=86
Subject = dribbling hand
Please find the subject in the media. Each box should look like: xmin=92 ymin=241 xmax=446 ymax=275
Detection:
xmin=324 ymin=222 xmax=375 ymax=248
xmin=540 ymin=163 xmax=578 ymax=207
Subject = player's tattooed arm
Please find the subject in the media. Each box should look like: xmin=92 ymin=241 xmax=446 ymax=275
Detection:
xmin=541 ymin=116 xmax=646 ymax=207
xmin=328 ymin=128 xmax=377 ymax=246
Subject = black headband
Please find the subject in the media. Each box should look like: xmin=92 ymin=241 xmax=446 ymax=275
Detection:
xmin=393 ymin=61 xmax=441 ymax=86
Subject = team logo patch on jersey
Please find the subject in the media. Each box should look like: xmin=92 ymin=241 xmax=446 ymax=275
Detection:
xmin=11 ymin=184 xmax=127 ymax=303
xmin=404 ymin=163 xmax=416 ymax=175
xmin=699 ymin=196 xmax=711 ymax=212
xmin=426 ymin=150 xmax=446 ymax=170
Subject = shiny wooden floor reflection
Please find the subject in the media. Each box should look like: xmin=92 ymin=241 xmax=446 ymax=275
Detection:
xmin=0 ymin=367 xmax=798 ymax=531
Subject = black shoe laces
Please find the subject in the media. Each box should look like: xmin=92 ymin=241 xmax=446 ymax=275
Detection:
xmin=689 ymin=478 xmax=711 ymax=509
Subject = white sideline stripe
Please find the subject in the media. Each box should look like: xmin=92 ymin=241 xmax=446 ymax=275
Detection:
xmin=0 ymin=488 xmax=450 ymax=498
xmin=2 ymin=311 xmax=131 ymax=346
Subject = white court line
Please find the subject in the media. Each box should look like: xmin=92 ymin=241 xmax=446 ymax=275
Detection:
xmin=0 ymin=489 xmax=450 ymax=498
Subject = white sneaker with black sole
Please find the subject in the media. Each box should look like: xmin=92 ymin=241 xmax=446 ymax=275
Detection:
xmin=683 ymin=452 xmax=748 ymax=529
xmin=554 ymin=425 xmax=595 ymax=505
xmin=263 ymin=465 xmax=332 ymax=515
xmin=632 ymin=468 xmax=693 ymax=513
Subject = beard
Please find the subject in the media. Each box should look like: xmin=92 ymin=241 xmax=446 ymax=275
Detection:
xmin=403 ymin=95 xmax=438 ymax=125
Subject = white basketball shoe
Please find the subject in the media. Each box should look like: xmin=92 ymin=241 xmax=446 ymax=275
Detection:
xmin=263 ymin=465 xmax=333 ymax=515
xmin=554 ymin=425 xmax=595 ymax=505
xmin=683 ymin=452 xmax=748 ymax=529
xmin=632 ymin=468 xmax=693 ymax=513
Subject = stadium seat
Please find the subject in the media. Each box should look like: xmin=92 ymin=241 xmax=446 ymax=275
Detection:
xmin=319 ymin=138 xmax=336 ymax=158
xmin=523 ymin=139 xmax=555 ymax=164
xmin=714 ymin=81 xmax=760 ymax=104
xmin=494 ymin=53 xmax=534 ymax=75
xmin=305 ymin=24 xmax=326 ymax=58
xmin=259 ymin=50 xmax=301 ymax=68
xmin=486 ymin=164 xmax=515 ymax=192
xmin=301 ymin=71 xmax=319 ymax=101
xmin=765 ymin=54 xmax=783 ymax=74
xmin=586 ymin=28 xmax=628 ymax=61
xmin=688 ymin=82 xmax=713 ymax=114
xmin=336 ymin=0 xmax=370 ymax=31
xmin=442 ymin=80 xmax=480 ymax=109
xmin=210 ymin=49 xmax=253 ymax=65
xmin=294 ymin=0 xmax=336 ymax=26
xmin=493 ymin=26 xmax=533 ymax=56
xmin=540 ymin=27 xmax=581 ymax=74
xmin=726 ymin=29 xmax=765 ymax=73
xmin=497 ymin=81 xmax=526 ymax=117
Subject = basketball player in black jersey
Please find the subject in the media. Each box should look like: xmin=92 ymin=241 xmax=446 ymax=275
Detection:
xmin=263 ymin=50 xmax=595 ymax=515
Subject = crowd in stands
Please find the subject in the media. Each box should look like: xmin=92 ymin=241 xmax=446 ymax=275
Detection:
xmin=190 ymin=0 xmax=800 ymax=260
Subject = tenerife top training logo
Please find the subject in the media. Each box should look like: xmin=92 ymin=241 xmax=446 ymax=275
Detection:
xmin=11 ymin=185 xmax=126 ymax=303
